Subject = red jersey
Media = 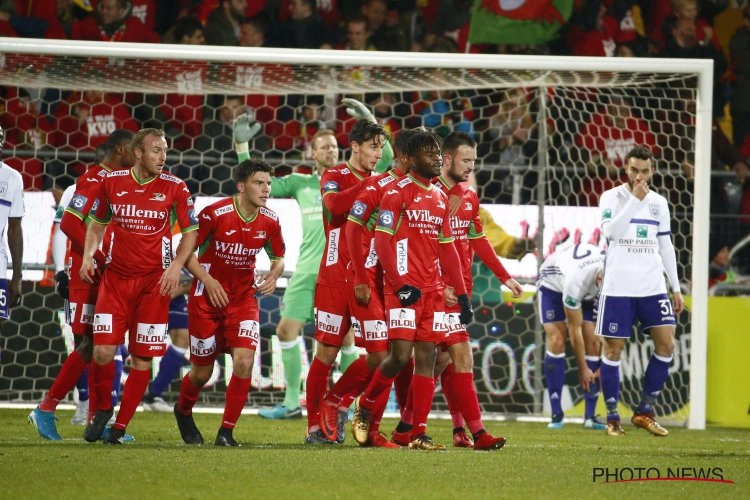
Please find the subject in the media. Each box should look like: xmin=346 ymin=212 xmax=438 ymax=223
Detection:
xmin=347 ymin=170 xmax=403 ymax=285
xmin=434 ymin=178 xmax=510 ymax=295
xmin=318 ymin=163 xmax=369 ymax=288
xmin=375 ymin=174 xmax=453 ymax=293
xmin=91 ymin=169 xmax=198 ymax=278
xmin=193 ymin=197 xmax=285 ymax=302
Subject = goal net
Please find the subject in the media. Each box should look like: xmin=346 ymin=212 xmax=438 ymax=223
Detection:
xmin=0 ymin=38 xmax=711 ymax=429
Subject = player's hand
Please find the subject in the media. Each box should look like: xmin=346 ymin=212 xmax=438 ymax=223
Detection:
xmin=79 ymin=258 xmax=96 ymax=285
xmin=579 ymin=366 xmax=595 ymax=392
xmin=444 ymin=286 xmax=457 ymax=307
xmin=233 ymin=113 xmax=262 ymax=144
xmin=448 ymin=193 xmax=461 ymax=217
xmin=504 ymin=278 xmax=523 ymax=298
xmin=672 ymin=291 xmax=684 ymax=315
xmin=397 ymin=284 xmax=421 ymax=306
xmin=159 ymin=265 xmax=182 ymax=297
xmin=632 ymin=179 xmax=649 ymax=201
xmin=9 ymin=276 xmax=21 ymax=307
xmin=342 ymin=98 xmax=376 ymax=123
xmin=354 ymin=283 xmax=371 ymax=306
xmin=202 ymin=275 xmax=229 ymax=308
xmin=253 ymin=271 xmax=278 ymax=296
xmin=55 ymin=270 xmax=69 ymax=300
xmin=457 ymin=294 xmax=473 ymax=325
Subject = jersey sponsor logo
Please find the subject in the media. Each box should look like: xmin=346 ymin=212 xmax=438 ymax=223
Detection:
xmin=214 ymin=240 xmax=263 ymax=256
xmin=188 ymin=207 xmax=198 ymax=225
xmin=158 ymin=172 xmax=181 ymax=184
xmin=377 ymin=176 xmax=395 ymax=188
xmin=351 ymin=320 xmax=363 ymax=339
xmin=363 ymin=319 xmax=388 ymax=341
xmin=397 ymin=177 xmax=412 ymax=188
xmin=364 ymin=238 xmax=378 ymax=268
xmin=136 ymin=322 xmax=167 ymax=344
xmin=69 ymin=194 xmax=87 ymax=211
xmin=325 ymin=228 xmax=340 ymax=266
xmin=194 ymin=263 xmax=210 ymax=296
xmin=237 ymin=320 xmax=260 ymax=342
xmin=187 ymin=197 xmax=194 ymax=206
xmin=434 ymin=312 xmax=449 ymax=332
xmin=214 ymin=204 xmax=235 ymax=217
xmin=80 ymin=303 xmax=96 ymax=325
xmin=414 ymin=196 xmax=422 ymax=203
xmin=636 ymin=225 xmax=648 ymax=238
xmin=450 ymin=215 xmax=471 ymax=231
xmin=111 ymin=204 xmax=167 ymax=219
xmin=389 ymin=308 xmax=416 ymax=329
xmin=150 ymin=193 xmax=166 ymax=201
xmin=190 ymin=335 xmax=217 ymax=357
xmin=351 ymin=200 xmax=367 ymax=218
xmin=162 ymin=236 xmax=172 ymax=269
xmin=109 ymin=169 xmax=129 ymax=177
xmin=116 ymin=191 xmax=128 ymax=197
xmin=316 ymin=310 xmax=344 ymax=335
xmin=378 ymin=210 xmax=394 ymax=228
xmin=259 ymin=206 xmax=278 ymax=221
xmin=649 ymin=204 xmax=660 ymax=218
xmin=340 ymin=168 xmax=351 ymax=175
xmin=92 ymin=199 xmax=99 ymax=212
xmin=564 ymin=295 xmax=579 ymax=308
xmin=322 ymin=180 xmax=339 ymax=193
xmin=93 ymin=313 xmax=113 ymax=334
xmin=396 ymin=239 xmax=408 ymax=275
xmin=602 ymin=208 xmax=612 ymax=219
xmin=404 ymin=209 xmax=443 ymax=225
xmin=67 ymin=302 xmax=77 ymax=325
xmin=226 ymin=230 xmax=237 ymax=236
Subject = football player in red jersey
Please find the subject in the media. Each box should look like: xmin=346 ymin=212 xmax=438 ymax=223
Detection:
xmin=80 ymin=128 xmax=198 ymax=444
xmin=173 ymin=158 xmax=285 ymax=447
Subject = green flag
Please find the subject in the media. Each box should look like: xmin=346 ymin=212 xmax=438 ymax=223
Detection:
xmin=468 ymin=0 xmax=573 ymax=45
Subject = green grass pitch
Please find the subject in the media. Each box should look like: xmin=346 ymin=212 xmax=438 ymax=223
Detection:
xmin=2 ymin=408 xmax=748 ymax=499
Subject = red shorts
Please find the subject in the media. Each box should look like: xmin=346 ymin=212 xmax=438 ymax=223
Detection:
xmin=385 ymin=288 xmax=447 ymax=344
xmin=188 ymin=293 xmax=260 ymax=366
xmin=438 ymin=304 xmax=469 ymax=350
xmin=348 ymin=279 xmax=388 ymax=353
xmin=67 ymin=284 xmax=98 ymax=336
xmin=313 ymin=284 xmax=352 ymax=347
xmin=93 ymin=271 xmax=170 ymax=357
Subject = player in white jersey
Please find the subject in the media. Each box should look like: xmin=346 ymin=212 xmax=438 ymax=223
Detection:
xmin=595 ymin=146 xmax=684 ymax=437
xmin=0 ymin=125 xmax=24 ymax=330
xmin=537 ymin=242 xmax=605 ymax=430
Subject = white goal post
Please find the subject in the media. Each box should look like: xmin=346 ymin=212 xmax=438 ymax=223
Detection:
xmin=0 ymin=38 xmax=712 ymax=430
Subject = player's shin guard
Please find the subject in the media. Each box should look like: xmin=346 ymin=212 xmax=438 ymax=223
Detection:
xmin=305 ymin=357 xmax=332 ymax=431
xmin=222 ymin=375 xmax=252 ymax=430
xmin=113 ymin=368 xmax=150 ymax=430
xmin=544 ymin=351 xmax=566 ymax=417
xmin=177 ymin=373 xmax=201 ymax=415
xmin=92 ymin=360 xmax=116 ymax=411
xmin=326 ymin=356 xmax=371 ymax=410
xmin=409 ymin=374 xmax=436 ymax=440
xmin=452 ymin=371 xmax=484 ymax=435
xmin=637 ymin=353 xmax=672 ymax=414
xmin=440 ymin=363 xmax=466 ymax=429
xmin=394 ymin=357 xmax=414 ymax=413
xmin=600 ymin=357 xmax=621 ymax=420
xmin=279 ymin=338 xmax=302 ymax=409
xmin=584 ymin=356 xmax=601 ymax=419
xmin=40 ymin=350 xmax=87 ymax=412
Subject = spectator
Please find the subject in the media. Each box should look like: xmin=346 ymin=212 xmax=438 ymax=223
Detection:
xmin=268 ymin=0 xmax=331 ymax=49
xmin=565 ymin=3 xmax=618 ymax=57
xmin=71 ymin=0 xmax=159 ymax=42
xmin=361 ymin=0 xmax=409 ymax=52
xmin=204 ymin=0 xmax=247 ymax=46
xmin=338 ymin=15 xmax=376 ymax=51
xmin=729 ymin=6 xmax=750 ymax=148
xmin=672 ymin=0 xmax=722 ymax=52
xmin=238 ymin=14 xmax=267 ymax=47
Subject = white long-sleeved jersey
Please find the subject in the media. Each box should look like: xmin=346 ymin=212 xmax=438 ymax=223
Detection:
xmin=538 ymin=242 xmax=604 ymax=309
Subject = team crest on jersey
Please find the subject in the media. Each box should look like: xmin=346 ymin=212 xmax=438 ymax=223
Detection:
xmin=378 ymin=210 xmax=394 ymax=228
xmin=351 ymin=200 xmax=367 ymax=218
xmin=316 ymin=310 xmax=344 ymax=335
xmin=91 ymin=199 xmax=99 ymax=212
xmin=464 ymin=202 xmax=472 ymax=210
xmin=389 ymin=308 xmax=416 ymax=329
xmin=323 ymin=180 xmax=339 ymax=192
xmin=237 ymin=320 xmax=260 ymax=342
xmin=363 ymin=320 xmax=388 ymax=341
xmin=254 ymin=230 xmax=267 ymax=239
xmin=69 ymin=194 xmax=87 ymax=210
xmin=188 ymin=208 xmax=198 ymax=225
xmin=214 ymin=204 xmax=235 ymax=217
xmin=437 ymin=199 xmax=445 ymax=209
xmin=259 ymin=206 xmax=278 ymax=221
xmin=0 ymin=181 xmax=7 ymax=196
xmin=150 ymin=193 xmax=166 ymax=201
xmin=649 ymin=204 xmax=660 ymax=218
xmin=546 ymin=310 xmax=555 ymax=320
xmin=191 ymin=335 xmax=217 ymax=357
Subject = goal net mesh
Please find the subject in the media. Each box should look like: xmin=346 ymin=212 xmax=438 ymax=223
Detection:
xmin=0 ymin=43 xmax=696 ymax=425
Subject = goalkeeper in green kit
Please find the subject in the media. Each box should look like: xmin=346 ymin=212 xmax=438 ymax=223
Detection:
xmin=233 ymin=100 xmax=393 ymax=419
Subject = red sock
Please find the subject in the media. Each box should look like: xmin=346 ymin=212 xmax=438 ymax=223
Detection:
xmin=177 ymin=373 xmax=202 ymax=415
xmin=222 ymin=375 xmax=251 ymax=430
xmin=402 ymin=384 xmax=414 ymax=425
xmin=113 ymin=368 xmax=150 ymax=430
xmin=88 ymin=361 xmax=98 ymax=421
xmin=361 ymin=366 xmax=395 ymax=411
xmin=410 ymin=374 xmax=436 ymax=440
xmin=440 ymin=363 xmax=466 ymax=428
xmin=40 ymin=351 xmax=86 ymax=411
xmin=305 ymin=357 xmax=332 ymax=430
xmin=326 ymin=356 xmax=370 ymax=410
xmin=92 ymin=360 xmax=115 ymax=411
xmin=368 ymin=380 xmax=392 ymax=435
xmin=394 ymin=357 xmax=414 ymax=413
xmin=453 ymin=371 xmax=484 ymax=435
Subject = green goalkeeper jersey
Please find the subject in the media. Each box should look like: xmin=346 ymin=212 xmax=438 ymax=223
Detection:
xmin=270 ymin=173 xmax=325 ymax=273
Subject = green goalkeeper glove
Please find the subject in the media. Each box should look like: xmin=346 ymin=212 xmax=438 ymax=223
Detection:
xmin=342 ymin=98 xmax=376 ymax=124
xmin=233 ymin=114 xmax=262 ymax=158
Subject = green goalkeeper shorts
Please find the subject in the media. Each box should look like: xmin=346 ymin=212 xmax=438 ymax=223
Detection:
xmin=280 ymin=272 xmax=317 ymax=323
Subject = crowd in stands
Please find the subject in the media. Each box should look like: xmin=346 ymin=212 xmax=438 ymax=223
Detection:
xmin=0 ymin=0 xmax=749 ymax=276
